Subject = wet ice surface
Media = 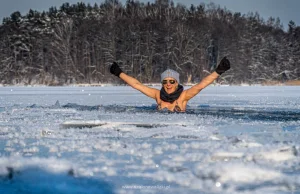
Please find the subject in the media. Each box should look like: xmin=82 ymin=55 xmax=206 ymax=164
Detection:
xmin=0 ymin=86 xmax=300 ymax=194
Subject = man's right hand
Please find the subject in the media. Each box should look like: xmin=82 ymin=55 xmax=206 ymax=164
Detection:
xmin=215 ymin=57 xmax=230 ymax=75
xmin=110 ymin=62 xmax=123 ymax=77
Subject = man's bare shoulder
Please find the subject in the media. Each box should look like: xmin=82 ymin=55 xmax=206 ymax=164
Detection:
xmin=179 ymin=90 xmax=188 ymax=100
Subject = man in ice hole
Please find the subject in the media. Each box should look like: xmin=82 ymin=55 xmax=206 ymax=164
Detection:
xmin=110 ymin=57 xmax=230 ymax=112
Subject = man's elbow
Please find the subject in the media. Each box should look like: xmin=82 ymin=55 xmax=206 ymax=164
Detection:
xmin=132 ymin=82 xmax=142 ymax=89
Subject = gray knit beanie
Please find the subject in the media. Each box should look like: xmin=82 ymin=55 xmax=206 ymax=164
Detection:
xmin=161 ymin=69 xmax=180 ymax=83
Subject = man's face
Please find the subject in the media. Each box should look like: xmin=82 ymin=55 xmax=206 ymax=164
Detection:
xmin=162 ymin=77 xmax=178 ymax=94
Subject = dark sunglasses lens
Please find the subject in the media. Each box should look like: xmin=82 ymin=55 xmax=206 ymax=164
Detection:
xmin=162 ymin=80 xmax=176 ymax=84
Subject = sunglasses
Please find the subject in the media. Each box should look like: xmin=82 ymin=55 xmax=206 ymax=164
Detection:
xmin=162 ymin=80 xmax=176 ymax=85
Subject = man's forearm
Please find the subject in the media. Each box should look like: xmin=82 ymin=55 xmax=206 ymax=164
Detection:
xmin=195 ymin=72 xmax=219 ymax=90
xmin=119 ymin=73 xmax=142 ymax=88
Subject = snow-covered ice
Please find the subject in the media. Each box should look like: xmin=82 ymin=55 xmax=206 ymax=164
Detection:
xmin=0 ymin=86 xmax=300 ymax=194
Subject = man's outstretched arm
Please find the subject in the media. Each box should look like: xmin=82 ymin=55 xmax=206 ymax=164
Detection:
xmin=184 ymin=57 xmax=231 ymax=101
xmin=110 ymin=62 xmax=159 ymax=99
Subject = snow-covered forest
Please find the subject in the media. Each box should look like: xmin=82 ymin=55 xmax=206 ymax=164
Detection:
xmin=0 ymin=0 xmax=299 ymax=85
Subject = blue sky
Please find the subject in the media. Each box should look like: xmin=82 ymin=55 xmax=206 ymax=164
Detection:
xmin=1 ymin=0 xmax=299 ymax=30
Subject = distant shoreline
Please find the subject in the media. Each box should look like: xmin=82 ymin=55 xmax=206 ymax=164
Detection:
xmin=1 ymin=80 xmax=300 ymax=87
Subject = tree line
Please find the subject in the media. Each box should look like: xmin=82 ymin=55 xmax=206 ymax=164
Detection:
xmin=0 ymin=0 xmax=299 ymax=85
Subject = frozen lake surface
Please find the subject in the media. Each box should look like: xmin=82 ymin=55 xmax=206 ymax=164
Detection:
xmin=0 ymin=86 xmax=300 ymax=194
